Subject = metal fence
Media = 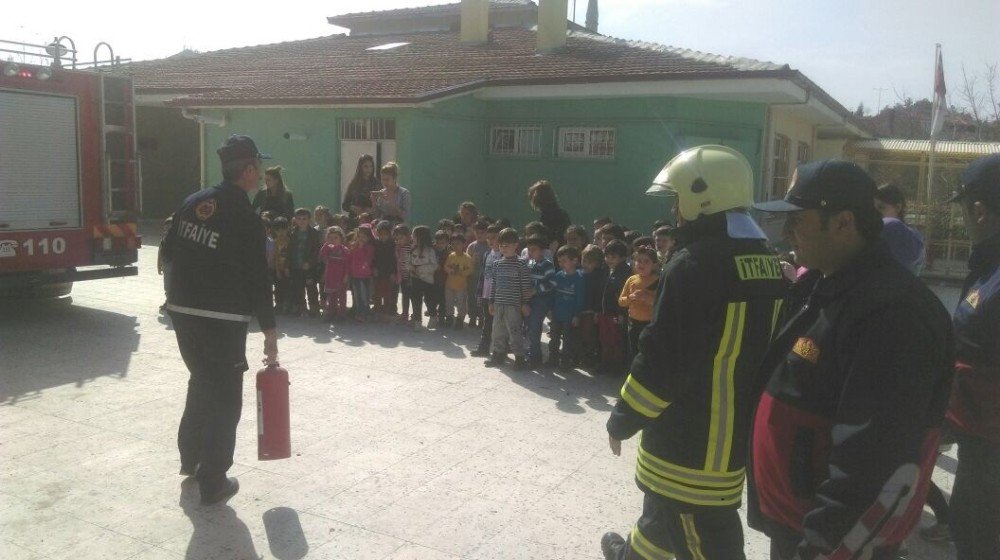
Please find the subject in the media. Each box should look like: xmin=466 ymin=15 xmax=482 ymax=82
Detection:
xmin=858 ymin=152 xmax=973 ymax=279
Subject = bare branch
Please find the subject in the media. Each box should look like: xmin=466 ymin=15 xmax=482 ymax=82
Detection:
xmin=891 ymin=84 xmax=910 ymax=106
xmin=985 ymin=61 xmax=999 ymax=123
xmin=961 ymin=64 xmax=985 ymax=140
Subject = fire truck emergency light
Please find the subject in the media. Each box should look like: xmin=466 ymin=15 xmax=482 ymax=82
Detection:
xmin=2 ymin=62 xmax=49 ymax=80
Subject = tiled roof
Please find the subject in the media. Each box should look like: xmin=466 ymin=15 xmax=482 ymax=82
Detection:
xmin=127 ymin=27 xmax=794 ymax=107
xmin=328 ymin=0 xmax=534 ymax=24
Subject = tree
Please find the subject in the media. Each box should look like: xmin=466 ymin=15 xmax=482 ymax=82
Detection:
xmin=855 ymin=102 xmax=866 ymax=118
xmin=861 ymin=62 xmax=999 ymax=141
xmin=960 ymin=64 xmax=986 ymax=140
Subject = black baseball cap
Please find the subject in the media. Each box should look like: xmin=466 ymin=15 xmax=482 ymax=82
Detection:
xmin=949 ymin=153 xmax=1000 ymax=208
xmin=753 ymin=159 xmax=877 ymax=213
xmin=216 ymin=134 xmax=271 ymax=164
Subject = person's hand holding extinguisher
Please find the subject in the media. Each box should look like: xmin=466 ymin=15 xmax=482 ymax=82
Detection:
xmin=263 ymin=328 xmax=279 ymax=366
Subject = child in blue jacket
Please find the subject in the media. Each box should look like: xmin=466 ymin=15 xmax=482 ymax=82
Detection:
xmin=549 ymin=245 xmax=586 ymax=371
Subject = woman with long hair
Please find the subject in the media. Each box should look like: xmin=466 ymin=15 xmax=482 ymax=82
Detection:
xmin=342 ymin=154 xmax=380 ymax=219
xmin=252 ymin=165 xmax=295 ymax=219
xmin=528 ymin=180 xmax=571 ymax=253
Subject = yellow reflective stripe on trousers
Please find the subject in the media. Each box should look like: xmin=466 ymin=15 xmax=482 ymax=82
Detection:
xmin=621 ymin=374 xmax=669 ymax=419
xmin=630 ymin=524 xmax=674 ymax=560
xmin=637 ymin=445 xmax=745 ymax=488
xmin=635 ymin=462 xmax=743 ymax=507
xmin=770 ymin=299 xmax=784 ymax=338
xmin=680 ymin=514 xmax=707 ymax=560
xmin=704 ymin=302 xmax=746 ymax=472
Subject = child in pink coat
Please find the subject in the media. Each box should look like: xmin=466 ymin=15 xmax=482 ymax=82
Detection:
xmin=318 ymin=227 xmax=349 ymax=321
xmin=348 ymin=224 xmax=376 ymax=321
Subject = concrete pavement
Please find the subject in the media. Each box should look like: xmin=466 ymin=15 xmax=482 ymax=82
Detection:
xmin=0 ymin=239 xmax=960 ymax=559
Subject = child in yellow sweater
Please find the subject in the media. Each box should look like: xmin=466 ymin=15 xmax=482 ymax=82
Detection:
xmin=618 ymin=246 xmax=660 ymax=362
xmin=444 ymin=234 xmax=473 ymax=329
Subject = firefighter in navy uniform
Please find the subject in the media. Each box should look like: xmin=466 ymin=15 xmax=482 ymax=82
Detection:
xmin=602 ymin=145 xmax=788 ymax=560
xmin=162 ymin=135 xmax=279 ymax=505
xmin=945 ymin=153 xmax=1000 ymax=560
xmin=748 ymin=160 xmax=954 ymax=560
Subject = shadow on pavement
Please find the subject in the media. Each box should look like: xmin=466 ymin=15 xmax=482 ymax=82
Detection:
xmin=498 ymin=364 xmax=622 ymax=415
xmin=179 ymin=480 xmax=259 ymax=560
xmin=0 ymin=298 xmax=139 ymax=404
xmin=263 ymin=507 xmax=309 ymax=560
xmin=276 ymin=315 xmax=472 ymax=360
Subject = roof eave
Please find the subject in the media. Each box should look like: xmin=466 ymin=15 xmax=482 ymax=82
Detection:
xmin=787 ymin=71 xmax=873 ymax=138
xmin=154 ymin=70 xmax=801 ymax=108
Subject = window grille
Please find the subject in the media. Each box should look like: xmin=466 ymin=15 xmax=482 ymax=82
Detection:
xmin=339 ymin=118 xmax=396 ymax=140
xmin=489 ymin=126 xmax=541 ymax=156
xmin=557 ymin=127 xmax=616 ymax=159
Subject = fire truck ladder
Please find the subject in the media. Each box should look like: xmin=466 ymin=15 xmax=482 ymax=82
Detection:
xmin=99 ymin=73 xmax=141 ymax=223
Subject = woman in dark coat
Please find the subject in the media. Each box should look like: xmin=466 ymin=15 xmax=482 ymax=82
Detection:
xmin=342 ymin=154 xmax=380 ymax=220
xmin=252 ymin=165 xmax=295 ymax=219
xmin=528 ymin=179 xmax=571 ymax=252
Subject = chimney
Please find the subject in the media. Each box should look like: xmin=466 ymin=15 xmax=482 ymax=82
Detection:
xmin=585 ymin=0 xmax=599 ymax=33
xmin=537 ymin=0 xmax=568 ymax=53
xmin=461 ymin=0 xmax=489 ymax=44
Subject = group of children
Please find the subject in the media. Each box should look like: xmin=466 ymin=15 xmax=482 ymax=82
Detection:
xmin=163 ymin=195 xmax=679 ymax=374
xmin=470 ymin=218 xmax=673 ymax=373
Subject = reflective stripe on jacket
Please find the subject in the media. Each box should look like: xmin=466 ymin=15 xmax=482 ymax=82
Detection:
xmin=608 ymin=219 xmax=787 ymax=509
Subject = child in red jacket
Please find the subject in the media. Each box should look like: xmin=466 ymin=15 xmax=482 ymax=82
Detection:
xmin=348 ymin=224 xmax=376 ymax=322
xmin=318 ymin=226 xmax=349 ymax=322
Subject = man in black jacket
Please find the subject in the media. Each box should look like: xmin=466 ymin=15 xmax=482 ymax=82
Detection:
xmin=749 ymin=160 xmax=954 ymax=559
xmin=945 ymin=153 xmax=1000 ymax=559
xmin=602 ymin=145 xmax=787 ymax=560
xmin=163 ymin=135 xmax=279 ymax=504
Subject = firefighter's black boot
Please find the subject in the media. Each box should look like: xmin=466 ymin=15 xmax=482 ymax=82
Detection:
xmin=484 ymin=352 xmax=505 ymax=367
xmin=601 ymin=532 xmax=625 ymax=560
xmin=513 ymin=355 xmax=527 ymax=370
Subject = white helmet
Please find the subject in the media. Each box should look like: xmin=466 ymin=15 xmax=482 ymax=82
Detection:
xmin=646 ymin=145 xmax=754 ymax=221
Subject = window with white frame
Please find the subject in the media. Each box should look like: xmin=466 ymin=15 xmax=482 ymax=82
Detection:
xmin=557 ymin=127 xmax=616 ymax=159
xmin=489 ymin=126 xmax=542 ymax=156
xmin=771 ymin=134 xmax=791 ymax=199
xmin=797 ymin=141 xmax=811 ymax=164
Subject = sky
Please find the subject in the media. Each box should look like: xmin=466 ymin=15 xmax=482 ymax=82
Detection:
xmin=3 ymin=0 xmax=998 ymax=115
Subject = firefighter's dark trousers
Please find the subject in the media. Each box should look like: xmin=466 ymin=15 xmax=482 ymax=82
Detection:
xmin=171 ymin=312 xmax=248 ymax=496
xmin=613 ymin=493 xmax=746 ymax=560
xmin=951 ymin=432 xmax=1000 ymax=560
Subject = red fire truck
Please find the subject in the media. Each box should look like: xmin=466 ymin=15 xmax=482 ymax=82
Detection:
xmin=0 ymin=38 xmax=140 ymax=297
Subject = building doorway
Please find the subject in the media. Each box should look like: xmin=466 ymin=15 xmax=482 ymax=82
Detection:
xmin=338 ymin=118 xmax=397 ymax=205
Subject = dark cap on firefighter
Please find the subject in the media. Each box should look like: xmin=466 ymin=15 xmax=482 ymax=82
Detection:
xmin=949 ymin=153 xmax=1000 ymax=210
xmin=216 ymin=134 xmax=271 ymax=164
xmin=753 ymin=159 xmax=877 ymax=213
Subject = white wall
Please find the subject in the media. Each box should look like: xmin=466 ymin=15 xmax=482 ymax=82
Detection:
xmin=764 ymin=107 xmax=816 ymax=199
xmin=814 ymin=139 xmax=848 ymax=160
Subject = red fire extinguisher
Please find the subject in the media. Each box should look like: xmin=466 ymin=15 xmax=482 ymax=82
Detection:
xmin=256 ymin=363 xmax=291 ymax=460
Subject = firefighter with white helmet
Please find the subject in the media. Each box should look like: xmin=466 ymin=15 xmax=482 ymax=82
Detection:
xmin=602 ymin=145 xmax=787 ymax=560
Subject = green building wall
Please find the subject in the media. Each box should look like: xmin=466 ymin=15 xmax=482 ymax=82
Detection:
xmin=408 ymin=97 xmax=489 ymax=223
xmin=481 ymin=96 xmax=767 ymax=230
xmin=194 ymin=94 xmax=766 ymax=231
xmin=200 ymin=107 xmax=414 ymax=215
